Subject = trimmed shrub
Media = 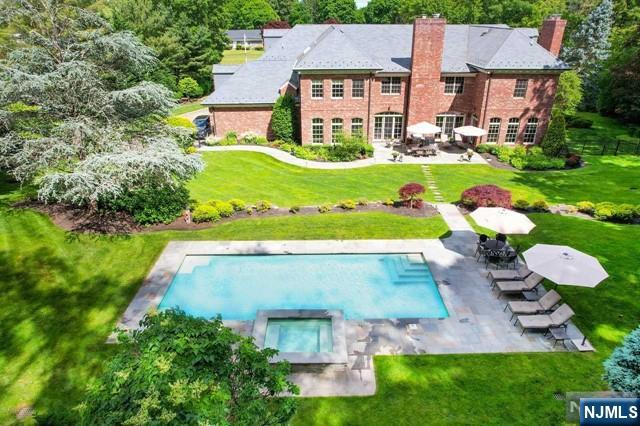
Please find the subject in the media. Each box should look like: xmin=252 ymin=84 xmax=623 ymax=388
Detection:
xmin=207 ymin=200 xmax=234 ymax=217
xmin=240 ymin=132 xmax=259 ymax=144
xmin=399 ymin=182 xmax=426 ymax=209
xmin=475 ymin=144 xmax=493 ymax=154
xmin=338 ymin=199 xmax=356 ymax=210
xmin=524 ymin=154 xmax=565 ymax=170
xmin=255 ymin=200 xmax=272 ymax=212
xmin=566 ymin=115 xmax=593 ymax=128
xmin=289 ymin=205 xmax=300 ymax=214
xmin=513 ymin=199 xmax=530 ymax=210
xmin=531 ymin=200 xmax=550 ymax=212
xmin=219 ymin=132 xmax=237 ymax=146
xmin=318 ymin=203 xmax=332 ymax=213
xmin=565 ymin=153 xmax=582 ymax=168
xmin=383 ymin=198 xmax=395 ymax=206
xmin=495 ymin=146 xmax=512 ymax=163
xmin=101 ymin=185 xmax=189 ymax=225
xmin=460 ymin=185 xmax=512 ymax=209
xmin=192 ymin=204 xmax=221 ymax=223
xmin=271 ymin=94 xmax=297 ymax=142
xmin=245 ymin=207 xmax=254 ymax=215
xmin=541 ymin=113 xmax=567 ymax=156
xmin=604 ymin=326 xmax=640 ymax=393
xmin=594 ymin=202 xmax=616 ymax=220
xmin=356 ymin=197 xmax=368 ymax=206
xmin=177 ymin=77 xmax=203 ymax=99
xmin=612 ymin=204 xmax=636 ymax=223
xmin=228 ymin=199 xmax=246 ymax=211
xmin=576 ymin=201 xmax=595 ymax=214
xmin=166 ymin=116 xmax=196 ymax=129
xmin=565 ymin=204 xmax=578 ymax=214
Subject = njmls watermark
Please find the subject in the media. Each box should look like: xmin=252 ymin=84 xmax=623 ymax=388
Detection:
xmin=566 ymin=392 xmax=639 ymax=425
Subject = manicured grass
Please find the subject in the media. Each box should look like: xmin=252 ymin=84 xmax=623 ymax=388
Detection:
xmin=0 ymin=178 xmax=448 ymax=423
xmin=170 ymin=101 xmax=206 ymax=116
xmin=429 ymin=155 xmax=640 ymax=204
xmin=567 ymin=112 xmax=638 ymax=155
xmin=188 ymin=151 xmax=425 ymax=206
xmin=219 ymin=49 xmax=263 ymax=65
xmin=296 ymin=214 xmax=640 ymax=425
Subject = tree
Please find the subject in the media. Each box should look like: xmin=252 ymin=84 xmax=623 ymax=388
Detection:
xmin=562 ymin=0 xmax=614 ymax=111
xmin=363 ymin=0 xmax=403 ymax=24
xmin=554 ymin=70 xmax=583 ymax=116
xmin=268 ymin=0 xmax=295 ymax=23
xmin=316 ymin=0 xmax=360 ymax=24
xmin=178 ymin=77 xmax=204 ymax=99
xmin=0 ymin=0 xmax=202 ymax=210
xmin=263 ymin=20 xmax=292 ymax=29
xmin=226 ymin=0 xmax=279 ymax=29
xmin=399 ymin=182 xmax=426 ymax=209
xmin=271 ymin=94 xmax=297 ymax=142
xmin=79 ymin=310 xmax=298 ymax=424
xmin=289 ymin=1 xmax=313 ymax=25
xmin=603 ymin=326 xmax=640 ymax=393
xmin=540 ymin=113 xmax=567 ymax=156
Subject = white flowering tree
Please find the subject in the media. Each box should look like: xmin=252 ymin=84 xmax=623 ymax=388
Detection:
xmin=561 ymin=0 xmax=614 ymax=111
xmin=0 ymin=0 xmax=203 ymax=211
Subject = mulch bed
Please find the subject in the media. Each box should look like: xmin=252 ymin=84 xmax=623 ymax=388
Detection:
xmin=479 ymin=153 xmax=519 ymax=170
xmin=22 ymin=201 xmax=439 ymax=234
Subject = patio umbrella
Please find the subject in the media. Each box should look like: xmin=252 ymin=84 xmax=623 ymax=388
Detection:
xmin=470 ymin=207 xmax=536 ymax=234
xmin=453 ymin=126 xmax=487 ymax=137
xmin=406 ymin=121 xmax=441 ymax=136
xmin=522 ymin=244 xmax=608 ymax=288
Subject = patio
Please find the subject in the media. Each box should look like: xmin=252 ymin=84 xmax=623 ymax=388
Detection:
xmin=372 ymin=141 xmax=488 ymax=165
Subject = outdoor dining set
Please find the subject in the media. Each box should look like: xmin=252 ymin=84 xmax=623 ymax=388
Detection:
xmin=402 ymin=121 xmax=487 ymax=157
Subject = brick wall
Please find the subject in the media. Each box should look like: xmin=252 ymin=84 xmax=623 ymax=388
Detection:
xmin=210 ymin=106 xmax=274 ymax=139
xmin=538 ymin=16 xmax=567 ymax=57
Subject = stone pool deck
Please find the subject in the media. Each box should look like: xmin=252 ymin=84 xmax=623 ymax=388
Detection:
xmin=115 ymin=238 xmax=587 ymax=397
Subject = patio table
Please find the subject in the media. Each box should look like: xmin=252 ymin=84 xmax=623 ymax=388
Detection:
xmin=484 ymin=240 xmax=508 ymax=250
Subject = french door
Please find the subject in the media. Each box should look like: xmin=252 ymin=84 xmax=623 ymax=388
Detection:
xmin=373 ymin=113 xmax=404 ymax=141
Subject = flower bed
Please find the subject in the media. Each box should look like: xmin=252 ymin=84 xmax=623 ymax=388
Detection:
xmin=475 ymin=144 xmax=579 ymax=170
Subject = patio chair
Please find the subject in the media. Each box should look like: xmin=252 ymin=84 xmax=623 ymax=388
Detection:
xmin=492 ymin=272 xmax=544 ymax=298
xmin=504 ymin=290 xmax=561 ymax=320
xmin=474 ymin=234 xmax=489 ymax=259
xmin=487 ymin=265 xmax=532 ymax=285
xmin=496 ymin=233 xmax=507 ymax=243
xmin=514 ymin=303 xmax=575 ymax=335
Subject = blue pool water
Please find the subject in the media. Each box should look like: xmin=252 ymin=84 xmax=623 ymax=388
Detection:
xmin=265 ymin=319 xmax=333 ymax=352
xmin=159 ymin=253 xmax=449 ymax=320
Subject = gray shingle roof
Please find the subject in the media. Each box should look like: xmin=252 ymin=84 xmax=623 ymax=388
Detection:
xmin=263 ymin=28 xmax=291 ymax=37
xmin=226 ymin=30 xmax=262 ymax=42
xmin=203 ymin=23 xmax=569 ymax=106
xmin=212 ymin=64 xmax=241 ymax=74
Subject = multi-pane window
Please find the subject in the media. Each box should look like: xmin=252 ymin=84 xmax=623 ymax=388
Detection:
xmin=351 ymin=118 xmax=364 ymax=136
xmin=487 ymin=118 xmax=501 ymax=143
xmin=331 ymin=79 xmax=344 ymax=98
xmin=373 ymin=113 xmax=403 ymax=140
xmin=523 ymin=117 xmax=538 ymax=144
xmin=311 ymin=80 xmax=323 ymax=99
xmin=435 ymin=114 xmax=464 ymax=137
xmin=311 ymin=118 xmax=324 ymax=144
xmin=381 ymin=77 xmax=401 ymax=94
xmin=505 ymin=118 xmax=520 ymax=143
xmin=513 ymin=79 xmax=528 ymax=98
xmin=352 ymin=79 xmax=365 ymax=98
xmin=444 ymin=76 xmax=464 ymax=94
xmin=331 ymin=118 xmax=344 ymax=143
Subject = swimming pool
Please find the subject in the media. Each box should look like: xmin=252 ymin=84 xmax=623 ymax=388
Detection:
xmin=159 ymin=253 xmax=448 ymax=320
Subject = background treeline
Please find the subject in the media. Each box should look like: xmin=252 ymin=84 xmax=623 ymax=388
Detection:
xmin=0 ymin=0 xmax=637 ymax=123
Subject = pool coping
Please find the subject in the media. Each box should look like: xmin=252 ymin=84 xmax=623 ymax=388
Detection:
xmin=253 ymin=309 xmax=348 ymax=364
xmin=111 ymin=239 xmax=451 ymax=341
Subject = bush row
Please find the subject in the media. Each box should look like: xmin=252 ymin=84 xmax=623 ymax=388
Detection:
xmin=192 ymin=199 xmax=272 ymax=223
xmin=476 ymin=144 xmax=567 ymax=170
xmin=101 ymin=185 xmax=190 ymax=225
xmin=576 ymin=201 xmax=640 ymax=223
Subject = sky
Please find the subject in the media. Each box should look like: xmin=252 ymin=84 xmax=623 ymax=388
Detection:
xmin=356 ymin=0 xmax=369 ymax=8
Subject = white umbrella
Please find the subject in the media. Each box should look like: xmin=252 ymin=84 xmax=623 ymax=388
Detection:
xmin=454 ymin=126 xmax=487 ymax=137
xmin=470 ymin=207 xmax=536 ymax=234
xmin=406 ymin=121 xmax=441 ymax=136
xmin=523 ymin=244 xmax=609 ymax=288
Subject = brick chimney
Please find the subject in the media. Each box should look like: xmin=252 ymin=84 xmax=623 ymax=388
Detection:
xmin=538 ymin=15 xmax=566 ymax=57
xmin=407 ymin=15 xmax=446 ymax=127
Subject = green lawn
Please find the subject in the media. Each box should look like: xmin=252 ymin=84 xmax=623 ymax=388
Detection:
xmin=170 ymin=101 xmax=206 ymax=116
xmin=0 ymin=176 xmax=448 ymax=423
xmin=296 ymin=214 xmax=640 ymax=425
xmin=429 ymin=155 xmax=640 ymax=204
xmin=567 ymin=112 xmax=638 ymax=155
xmin=188 ymin=151 xmax=425 ymax=206
xmin=219 ymin=49 xmax=263 ymax=65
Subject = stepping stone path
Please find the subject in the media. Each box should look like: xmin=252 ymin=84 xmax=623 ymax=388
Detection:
xmin=422 ymin=165 xmax=444 ymax=202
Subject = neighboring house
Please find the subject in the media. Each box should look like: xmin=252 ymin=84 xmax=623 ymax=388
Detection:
xmin=226 ymin=29 xmax=262 ymax=50
xmin=263 ymin=28 xmax=291 ymax=50
xmin=205 ymin=16 xmax=568 ymax=145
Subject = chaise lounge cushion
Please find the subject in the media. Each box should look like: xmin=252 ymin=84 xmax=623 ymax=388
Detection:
xmin=489 ymin=265 xmax=532 ymax=282
xmin=507 ymin=290 xmax=561 ymax=314
xmin=496 ymin=272 xmax=543 ymax=293
xmin=517 ymin=303 xmax=575 ymax=329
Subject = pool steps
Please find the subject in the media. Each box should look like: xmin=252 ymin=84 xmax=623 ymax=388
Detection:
xmin=383 ymin=256 xmax=431 ymax=285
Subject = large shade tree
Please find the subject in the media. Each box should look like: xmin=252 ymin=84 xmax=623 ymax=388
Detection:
xmin=0 ymin=0 xmax=202 ymax=210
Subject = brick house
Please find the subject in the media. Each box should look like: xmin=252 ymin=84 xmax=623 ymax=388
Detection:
xmin=203 ymin=16 xmax=568 ymax=146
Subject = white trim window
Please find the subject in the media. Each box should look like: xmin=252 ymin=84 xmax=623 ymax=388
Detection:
xmin=513 ymin=79 xmax=528 ymax=98
xmin=352 ymin=79 xmax=364 ymax=98
xmin=523 ymin=117 xmax=538 ymax=144
xmin=351 ymin=118 xmax=364 ymax=136
xmin=444 ymin=76 xmax=464 ymax=94
xmin=381 ymin=77 xmax=401 ymax=95
xmin=331 ymin=79 xmax=344 ymax=99
xmin=505 ymin=118 xmax=520 ymax=143
xmin=311 ymin=118 xmax=324 ymax=144
xmin=311 ymin=80 xmax=323 ymax=99
xmin=487 ymin=118 xmax=501 ymax=143
xmin=331 ymin=118 xmax=344 ymax=143
xmin=373 ymin=113 xmax=403 ymax=141
xmin=435 ymin=114 xmax=464 ymax=137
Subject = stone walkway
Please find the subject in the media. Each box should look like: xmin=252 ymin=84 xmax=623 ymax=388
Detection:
xmin=423 ymin=165 xmax=444 ymax=202
xmin=199 ymin=144 xmax=488 ymax=169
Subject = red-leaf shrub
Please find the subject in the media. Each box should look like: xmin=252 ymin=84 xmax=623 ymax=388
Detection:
xmin=399 ymin=182 xmax=426 ymax=209
xmin=263 ymin=20 xmax=291 ymax=29
xmin=461 ymin=185 xmax=512 ymax=209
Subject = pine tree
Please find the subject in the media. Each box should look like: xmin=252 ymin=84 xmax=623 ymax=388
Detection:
xmin=541 ymin=113 xmax=567 ymax=156
xmin=604 ymin=326 xmax=640 ymax=393
xmin=561 ymin=0 xmax=614 ymax=111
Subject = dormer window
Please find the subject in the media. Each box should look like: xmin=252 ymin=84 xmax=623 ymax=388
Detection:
xmin=444 ymin=77 xmax=464 ymax=94
xmin=514 ymin=79 xmax=528 ymax=98
xmin=381 ymin=77 xmax=401 ymax=94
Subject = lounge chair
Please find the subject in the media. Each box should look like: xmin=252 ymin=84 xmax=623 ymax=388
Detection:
xmin=492 ymin=272 xmax=544 ymax=298
xmin=514 ymin=303 xmax=575 ymax=335
xmin=504 ymin=290 xmax=561 ymax=320
xmin=487 ymin=265 xmax=532 ymax=285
